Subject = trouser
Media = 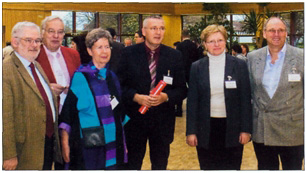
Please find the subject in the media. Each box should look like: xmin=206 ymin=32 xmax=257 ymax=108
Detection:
xmin=42 ymin=135 xmax=54 ymax=170
xmin=125 ymin=118 xmax=170 ymax=170
xmin=196 ymin=118 xmax=243 ymax=170
xmin=253 ymin=142 xmax=304 ymax=170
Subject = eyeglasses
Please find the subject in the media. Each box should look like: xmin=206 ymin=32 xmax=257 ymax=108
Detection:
xmin=18 ymin=38 xmax=42 ymax=45
xmin=145 ymin=27 xmax=165 ymax=32
xmin=45 ymin=29 xmax=65 ymax=36
xmin=266 ymin=29 xmax=286 ymax=34
xmin=206 ymin=39 xmax=225 ymax=45
xmin=93 ymin=45 xmax=112 ymax=51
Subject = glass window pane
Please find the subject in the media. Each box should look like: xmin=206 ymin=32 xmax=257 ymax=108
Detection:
xmin=121 ymin=14 xmax=139 ymax=35
xmin=51 ymin=11 xmax=73 ymax=33
xmin=182 ymin=15 xmax=204 ymax=29
xmin=280 ymin=13 xmax=291 ymax=32
xmin=76 ymin=12 xmax=95 ymax=33
xmin=99 ymin=13 xmax=119 ymax=33
xmin=232 ymin=14 xmax=246 ymax=35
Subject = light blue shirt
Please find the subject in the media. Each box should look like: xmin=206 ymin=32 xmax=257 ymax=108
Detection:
xmin=15 ymin=51 xmax=56 ymax=121
xmin=262 ymin=44 xmax=286 ymax=98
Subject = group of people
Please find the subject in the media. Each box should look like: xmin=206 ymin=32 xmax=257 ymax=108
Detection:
xmin=3 ymin=15 xmax=303 ymax=171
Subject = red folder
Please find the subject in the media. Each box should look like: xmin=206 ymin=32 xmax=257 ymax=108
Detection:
xmin=139 ymin=80 xmax=167 ymax=114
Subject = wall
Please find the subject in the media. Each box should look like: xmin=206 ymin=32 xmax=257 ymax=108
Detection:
xmin=162 ymin=15 xmax=182 ymax=47
xmin=2 ymin=8 xmax=51 ymax=46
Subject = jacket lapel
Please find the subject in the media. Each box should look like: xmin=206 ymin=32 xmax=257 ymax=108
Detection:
xmin=254 ymin=47 xmax=271 ymax=102
xmin=224 ymin=54 xmax=235 ymax=81
xmin=38 ymin=45 xmax=57 ymax=83
xmin=199 ymin=56 xmax=210 ymax=91
xmin=138 ymin=44 xmax=152 ymax=90
xmin=268 ymin=44 xmax=296 ymax=105
xmin=60 ymin=46 xmax=74 ymax=77
xmin=12 ymin=53 xmax=44 ymax=102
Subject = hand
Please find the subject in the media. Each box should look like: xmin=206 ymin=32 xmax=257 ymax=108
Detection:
xmin=50 ymin=83 xmax=68 ymax=96
xmin=186 ymin=134 xmax=198 ymax=147
xmin=3 ymin=157 xmax=18 ymax=170
xmin=149 ymin=92 xmax=168 ymax=107
xmin=239 ymin=132 xmax=251 ymax=145
xmin=133 ymin=94 xmax=152 ymax=108
xmin=61 ymin=130 xmax=70 ymax=163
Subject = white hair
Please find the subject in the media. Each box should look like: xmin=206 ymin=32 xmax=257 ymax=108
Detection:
xmin=11 ymin=21 xmax=40 ymax=38
xmin=41 ymin=15 xmax=64 ymax=30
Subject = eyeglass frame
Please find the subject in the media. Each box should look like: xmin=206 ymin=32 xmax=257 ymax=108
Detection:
xmin=144 ymin=27 xmax=166 ymax=32
xmin=43 ymin=28 xmax=65 ymax=36
xmin=17 ymin=37 xmax=42 ymax=45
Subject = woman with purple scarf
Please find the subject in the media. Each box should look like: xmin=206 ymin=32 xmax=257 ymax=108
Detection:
xmin=59 ymin=28 xmax=129 ymax=170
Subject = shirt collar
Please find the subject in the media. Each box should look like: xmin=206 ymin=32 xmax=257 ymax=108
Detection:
xmin=43 ymin=45 xmax=61 ymax=57
xmin=145 ymin=44 xmax=161 ymax=55
xmin=267 ymin=43 xmax=287 ymax=56
xmin=14 ymin=51 xmax=32 ymax=68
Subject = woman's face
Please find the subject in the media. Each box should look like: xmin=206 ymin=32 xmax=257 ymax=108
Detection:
xmin=203 ymin=32 xmax=226 ymax=56
xmin=70 ymin=41 xmax=77 ymax=50
xmin=87 ymin=38 xmax=111 ymax=69
xmin=241 ymin=45 xmax=246 ymax=54
xmin=134 ymin=33 xmax=144 ymax=44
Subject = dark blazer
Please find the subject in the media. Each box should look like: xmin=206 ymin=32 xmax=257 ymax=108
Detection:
xmin=176 ymin=39 xmax=199 ymax=82
xmin=117 ymin=43 xmax=187 ymax=144
xmin=186 ymin=54 xmax=252 ymax=149
xmin=36 ymin=45 xmax=81 ymax=84
xmin=109 ymin=41 xmax=125 ymax=75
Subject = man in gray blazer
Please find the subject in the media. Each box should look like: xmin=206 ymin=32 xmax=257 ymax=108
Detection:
xmin=248 ymin=17 xmax=304 ymax=170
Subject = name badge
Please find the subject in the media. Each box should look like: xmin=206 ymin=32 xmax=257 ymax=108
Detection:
xmin=163 ymin=76 xmax=173 ymax=85
xmin=288 ymin=74 xmax=301 ymax=82
xmin=225 ymin=81 xmax=237 ymax=89
xmin=110 ymin=97 xmax=119 ymax=110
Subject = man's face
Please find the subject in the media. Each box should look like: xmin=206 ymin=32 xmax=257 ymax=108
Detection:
xmin=263 ymin=18 xmax=287 ymax=49
xmin=142 ymin=18 xmax=165 ymax=49
xmin=42 ymin=19 xmax=65 ymax=52
xmin=13 ymin=27 xmax=41 ymax=62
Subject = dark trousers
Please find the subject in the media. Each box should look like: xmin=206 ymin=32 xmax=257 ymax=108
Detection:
xmin=253 ymin=142 xmax=304 ymax=170
xmin=196 ymin=118 xmax=243 ymax=170
xmin=125 ymin=118 xmax=170 ymax=170
xmin=42 ymin=135 xmax=54 ymax=170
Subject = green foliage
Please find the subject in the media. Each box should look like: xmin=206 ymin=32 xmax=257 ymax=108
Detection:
xmin=202 ymin=3 xmax=232 ymax=22
xmin=187 ymin=3 xmax=234 ymax=44
xmin=242 ymin=9 xmax=262 ymax=35
xmin=122 ymin=14 xmax=139 ymax=35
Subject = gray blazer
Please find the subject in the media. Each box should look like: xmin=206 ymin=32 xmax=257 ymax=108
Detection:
xmin=247 ymin=44 xmax=304 ymax=146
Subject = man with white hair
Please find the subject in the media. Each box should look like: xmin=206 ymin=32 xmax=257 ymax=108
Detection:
xmin=3 ymin=21 xmax=62 ymax=170
xmin=36 ymin=16 xmax=81 ymax=114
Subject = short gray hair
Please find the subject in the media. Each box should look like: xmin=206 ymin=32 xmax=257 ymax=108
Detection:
xmin=41 ymin=15 xmax=64 ymax=30
xmin=143 ymin=15 xmax=163 ymax=28
xmin=85 ymin=28 xmax=113 ymax=49
xmin=11 ymin=21 xmax=40 ymax=38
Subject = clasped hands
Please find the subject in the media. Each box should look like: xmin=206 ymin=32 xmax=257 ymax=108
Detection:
xmin=133 ymin=92 xmax=168 ymax=108
xmin=186 ymin=132 xmax=251 ymax=147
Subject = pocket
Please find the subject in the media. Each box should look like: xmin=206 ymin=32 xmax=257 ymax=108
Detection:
xmin=291 ymin=111 xmax=304 ymax=121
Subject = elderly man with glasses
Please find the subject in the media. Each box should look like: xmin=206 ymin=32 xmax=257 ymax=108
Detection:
xmin=3 ymin=21 xmax=63 ymax=170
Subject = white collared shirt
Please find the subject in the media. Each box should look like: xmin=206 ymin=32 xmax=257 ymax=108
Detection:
xmin=43 ymin=45 xmax=70 ymax=113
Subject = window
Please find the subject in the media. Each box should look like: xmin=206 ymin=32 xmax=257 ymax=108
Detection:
xmin=51 ymin=11 xmax=73 ymax=33
xmin=76 ymin=12 xmax=95 ymax=33
xmin=120 ymin=14 xmax=139 ymax=42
